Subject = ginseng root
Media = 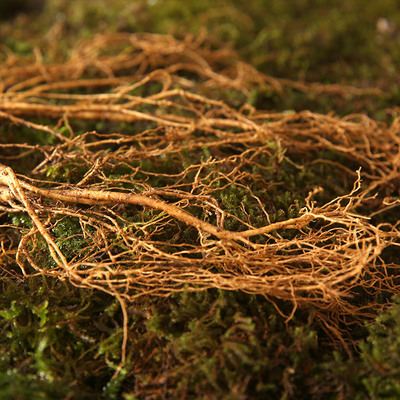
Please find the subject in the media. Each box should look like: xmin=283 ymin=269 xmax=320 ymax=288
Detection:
xmin=0 ymin=163 xmax=315 ymax=246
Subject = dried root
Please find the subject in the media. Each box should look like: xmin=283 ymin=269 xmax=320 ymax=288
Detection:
xmin=0 ymin=33 xmax=399 ymax=343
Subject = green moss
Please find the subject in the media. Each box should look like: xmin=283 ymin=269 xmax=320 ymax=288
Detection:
xmin=142 ymin=290 xmax=323 ymax=399
xmin=1 ymin=1 xmax=400 ymax=399
xmin=11 ymin=212 xmax=33 ymax=228
xmin=0 ymin=273 xmax=148 ymax=399
xmin=357 ymin=297 xmax=400 ymax=397
xmin=0 ymin=365 xmax=67 ymax=400
xmin=310 ymin=297 xmax=400 ymax=399
xmin=52 ymin=217 xmax=94 ymax=261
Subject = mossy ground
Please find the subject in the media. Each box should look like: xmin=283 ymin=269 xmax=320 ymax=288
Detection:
xmin=1 ymin=1 xmax=400 ymax=399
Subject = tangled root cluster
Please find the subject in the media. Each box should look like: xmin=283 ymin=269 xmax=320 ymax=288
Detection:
xmin=0 ymin=33 xmax=399 ymax=339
